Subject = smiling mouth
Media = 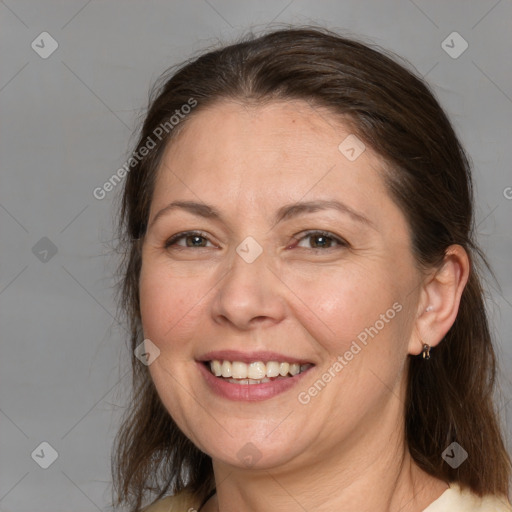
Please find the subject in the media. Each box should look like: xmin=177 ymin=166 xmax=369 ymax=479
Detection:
xmin=205 ymin=360 xmax=314 ymax=384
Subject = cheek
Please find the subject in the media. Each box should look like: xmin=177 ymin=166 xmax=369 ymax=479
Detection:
xmin=281 ymin=262 xmax=402 ymax=355
xmin=139 ymin=263 xmax=209 ymax=347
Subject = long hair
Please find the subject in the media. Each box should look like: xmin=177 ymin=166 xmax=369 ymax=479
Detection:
xmin=112 ymin=27 xmax=511 ymax=511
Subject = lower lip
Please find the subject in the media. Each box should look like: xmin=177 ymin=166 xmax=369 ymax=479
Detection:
xmin=197 ymin=362 xmax=312 ymax=401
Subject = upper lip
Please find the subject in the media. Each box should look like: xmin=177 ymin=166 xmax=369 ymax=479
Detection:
xmin=197 ymin=350 xmax=314 ymax=365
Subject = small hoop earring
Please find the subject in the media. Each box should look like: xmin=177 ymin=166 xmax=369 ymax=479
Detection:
xmin=422 ymin=343 xmax=431 ymax=360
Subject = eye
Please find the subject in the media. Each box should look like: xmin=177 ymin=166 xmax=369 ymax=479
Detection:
xmin=164 ymin=230 xmax=347 ymax=251
xmin=164 ymin=231 xmax=215 ymax=248
xmin=293 ymin=230 xmax=348 ymax=250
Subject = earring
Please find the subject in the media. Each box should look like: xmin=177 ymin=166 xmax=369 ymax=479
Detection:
xmin=425 ymin=305 xmax=434 ymax=312
xmin=422 ymin=343 xmax=431 ymax=360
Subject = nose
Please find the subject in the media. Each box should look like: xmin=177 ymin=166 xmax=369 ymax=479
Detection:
xmin=211 ymin=248 xmax=286 ymax=330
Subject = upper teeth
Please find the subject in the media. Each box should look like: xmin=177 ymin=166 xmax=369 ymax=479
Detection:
xmin=209 ymin=360 xmax=310 ymax=379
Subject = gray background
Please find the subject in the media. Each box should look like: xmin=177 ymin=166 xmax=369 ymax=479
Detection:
xmin=1 ymin=1 xmax=511 ymax=511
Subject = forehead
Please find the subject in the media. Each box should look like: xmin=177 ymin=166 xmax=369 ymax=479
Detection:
xmin=163 ymin=99 xmax=358 ymax=168
xmin=151 ymin=100 xmax=397 ymax=229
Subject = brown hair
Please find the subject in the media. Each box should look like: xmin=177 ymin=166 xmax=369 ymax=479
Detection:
xmin=112 ymin=27 xmax=511 ymax=511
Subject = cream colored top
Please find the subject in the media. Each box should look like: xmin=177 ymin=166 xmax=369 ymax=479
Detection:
xmin=422 ymin=483 xmax=512 ymax=512
xmin=143 ymin=483 xmax=512 ymax=511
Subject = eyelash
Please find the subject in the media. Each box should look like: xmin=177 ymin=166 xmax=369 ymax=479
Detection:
xmin=164 ymin=230 xmax=348 ymax=251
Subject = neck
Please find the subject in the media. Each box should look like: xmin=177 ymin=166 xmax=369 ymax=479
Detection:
xmin=203 ymin=388 xmax=448 ymax=512
xmin=207 ymin=444 xmax=446 ymax=512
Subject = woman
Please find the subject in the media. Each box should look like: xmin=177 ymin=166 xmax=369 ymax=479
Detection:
xmin=112 ymin=28 xmax=512 ymax=511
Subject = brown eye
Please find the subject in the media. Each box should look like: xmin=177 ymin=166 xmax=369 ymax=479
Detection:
xmin=309 ymin=234 xmax=333 ymax=248
xmin=295 ymin=231 xmax=347 ymax=250
xmin=165 ymin=231 xmax=213 ymax=248
xmin=184 ymin=234 xmax=208 ymax=247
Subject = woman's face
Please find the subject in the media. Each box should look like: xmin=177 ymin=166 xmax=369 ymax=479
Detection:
xmin=140 ymin=100 xmax=424 ymax=470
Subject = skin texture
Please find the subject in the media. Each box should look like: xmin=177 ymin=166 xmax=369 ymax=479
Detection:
xmin=139 ymin=100 xmax=469 ymax=511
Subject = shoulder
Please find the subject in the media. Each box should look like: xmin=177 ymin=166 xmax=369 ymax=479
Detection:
xmin=423 ymin=483 xmax=512 ymax=512
xmin=142 ymin=484 xmax=512 ymax=512
xmin=142 ymin=489 xmax=202 ymax=512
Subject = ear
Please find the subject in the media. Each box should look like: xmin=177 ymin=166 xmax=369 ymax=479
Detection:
xmin=409 ymin=245 xmax=470 ymax=356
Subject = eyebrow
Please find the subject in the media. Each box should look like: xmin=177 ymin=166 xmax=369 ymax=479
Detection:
xmin=149 ymin=199 xmax=376 ymax=230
